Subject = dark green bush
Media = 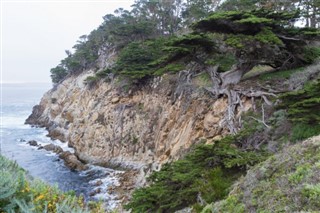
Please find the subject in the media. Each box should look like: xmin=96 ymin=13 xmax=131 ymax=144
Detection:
xmin=125 ymin=128 xmax=267 ymax=212
xmin=302 ymin=47 xmax=320 ymax=64
xmin=50 ymin=66 xmax=68 ymax=84
xmin=279 ymin=80 xmax=320 ymax=141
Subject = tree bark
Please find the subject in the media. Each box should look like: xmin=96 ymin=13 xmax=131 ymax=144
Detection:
xmin=205 ymin=65 xmax=276 ymax=134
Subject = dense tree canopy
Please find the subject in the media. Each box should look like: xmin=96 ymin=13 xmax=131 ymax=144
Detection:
xmin=50 ymin=0 xmax=320 ymax=84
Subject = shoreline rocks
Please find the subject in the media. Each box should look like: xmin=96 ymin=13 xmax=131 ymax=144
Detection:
xmin=26 ymin=141 xmax=87 ymax=171
xmin=59 ymin=151 xmax=88 ymax=171
xmin=27 ymin=140 xmax=38 ymax=146
xmin=42 ymin=144 xmax=63 ymax=154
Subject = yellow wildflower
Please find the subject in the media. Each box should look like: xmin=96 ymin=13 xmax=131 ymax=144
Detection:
xmin=35 ymin=194 xmax=45 ymax=201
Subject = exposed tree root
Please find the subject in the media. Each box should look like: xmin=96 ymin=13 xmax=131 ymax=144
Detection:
xmin=205 ymin=65 xmax=277 ymax=134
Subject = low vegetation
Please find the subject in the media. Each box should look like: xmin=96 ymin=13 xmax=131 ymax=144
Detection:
xmin=204 ymin=135 xmax=320 ymax=212
xmin=0 ymin=155 xmax=103 ymax=213
xmin=279 ymin=80 xmax=320 ymax=142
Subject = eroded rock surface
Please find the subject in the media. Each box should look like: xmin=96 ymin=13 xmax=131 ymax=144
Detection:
xmin=59 ymin=151 xmax=88 ymax=171
xmin=26 ymin=71 xmax=251 ymax=174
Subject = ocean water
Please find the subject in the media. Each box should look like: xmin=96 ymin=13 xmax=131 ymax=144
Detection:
xmin=0 ymin=83 xmax=120 ymax=208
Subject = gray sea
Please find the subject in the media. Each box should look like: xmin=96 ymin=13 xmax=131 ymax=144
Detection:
xmin=0 ymin=83 xmax=120 ymax=208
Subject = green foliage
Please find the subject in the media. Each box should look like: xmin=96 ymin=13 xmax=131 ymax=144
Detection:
xmin=191 ymin=9 xmax=319 ymax=72
xmin=289 ymin=164 xmax=311 ymax=184
xmin=95 ymin=68 xmax=112 ymax=78
xmin=225 ymin=36 xmax=245 ymax=49
xmin=286 ymin=27 xmax=320 ymax=37
xmin=196 ymin=167 xmax=233 ymax=202
xmin=0 ymin=155 xmax=103 ymax=213
xmin=254 ymin=28 xmax=283 ymax=45
xmin=302 ymin=47 xmax=320 ymax=64
xmin=193 ymin=9 xmax=299 ymax=34
xmin=84 ymin=76 xmax=99 ymax=84
xmin=206 ymin=53 xmax=237 ymax=72
xmin=112 ymin=36 xmax=198 ymax=80
xmin=208 ymin=134 xmax=320 ymax=212
xmin=278 ymin=80 xmax=320 ymax=141
xmin=50 ymin=66 xmax=68 ymax=84
xmin=279 ymin=80 xmax=320 ymax=124
xmin=291 ymin=123 xmax=320 ymax=142
xmin=236 ymin=16 xmax=271 ymax=24
xmin=159 ymin=33 xmax=216 ymax=64
xmin=224 ymin=28 xmax=283 ymax=50
xmin=114 ymin=39 xmax=166 ymax=79
xmin=303 ymin=183 xmax=320 ymax=208
xmin=208 ymin=195 xmax=245 ymax=213
xmin=154 ymin=63 xmax=185 ymax=76
xmin=169 ymin=34 xmax=215 ymax=50
xmin=125 ymin=127 xmax=267 ymax=212
xmin=49 ymin=0 xmax=319 ymax=84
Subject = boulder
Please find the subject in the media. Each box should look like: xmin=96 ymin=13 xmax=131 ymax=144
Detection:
xmin=94 ymin=180 xmax=103 ymax=186
xmin=46 ymin=129 xmax=66 ymax=142
xmin=43 ymin=144 xmax=63 ymax=154
xmin=59 ymin=151 xmax=88 ymax=171
xmin=89 ymin=188 xmax=101 ymax=197
xmin=111 ymin=97 xmax=120 ymax=104
xmin=27 ymin=140 xmax=38 ymax=146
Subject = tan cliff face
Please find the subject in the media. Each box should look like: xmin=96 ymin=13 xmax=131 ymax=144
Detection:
xmin=26 ymin=70 xmax=251 ymax=170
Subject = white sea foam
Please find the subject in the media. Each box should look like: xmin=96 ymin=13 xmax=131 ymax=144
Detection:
xmin=81 ymin=165 xmax=125 ymax=210
xmin=52 ymin=139 xmax=74 ymax=153
xmin=45 ymin=152 xmax=57 ymax=157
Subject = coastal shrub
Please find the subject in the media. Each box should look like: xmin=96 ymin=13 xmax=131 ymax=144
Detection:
xmin=50 ymin=65 xmax=68 ymax=84
xmin=125 ymin=128 xmax=268 ymax=212
xmin=291 ymin=123 xmax=320 ymax=142
xmin=302 ymin=47 xmax=320 ymax=64
xmin=0 ymin=155 xmax=103 ymax=213
xmin=278 ymin=80 xmax=320 ymax=141
xmin=206 ymin=135 xmax=320 ymax=212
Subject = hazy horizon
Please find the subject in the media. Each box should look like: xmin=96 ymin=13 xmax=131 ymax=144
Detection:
xmin=1 ymin=0 xmax=134 ymax=83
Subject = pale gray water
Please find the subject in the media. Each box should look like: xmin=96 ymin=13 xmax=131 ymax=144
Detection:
xmin=0 ymin=83 xmax=120 ymax=207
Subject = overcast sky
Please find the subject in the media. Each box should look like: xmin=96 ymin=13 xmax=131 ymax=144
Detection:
xmin=1 ymin=0 xmax=134 ymax=83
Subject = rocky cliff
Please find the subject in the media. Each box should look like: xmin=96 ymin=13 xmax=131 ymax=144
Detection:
xmin=26 ymin=68 xmax=252 ymax=173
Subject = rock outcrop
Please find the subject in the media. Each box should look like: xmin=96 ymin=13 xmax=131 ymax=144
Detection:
xmin=42 ymin=144 xmax=63 ymax=154
xmin=26 ymin=70 xmax=251 ymax=173
xmin=27 ymin=140 xmax=38 ymax=146
xmin=59 ymin=151 xmax=88 ymax=171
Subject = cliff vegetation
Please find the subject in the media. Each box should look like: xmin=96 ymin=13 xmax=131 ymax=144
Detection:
xmin=204 ymin=135 xmax=320 ymax=212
